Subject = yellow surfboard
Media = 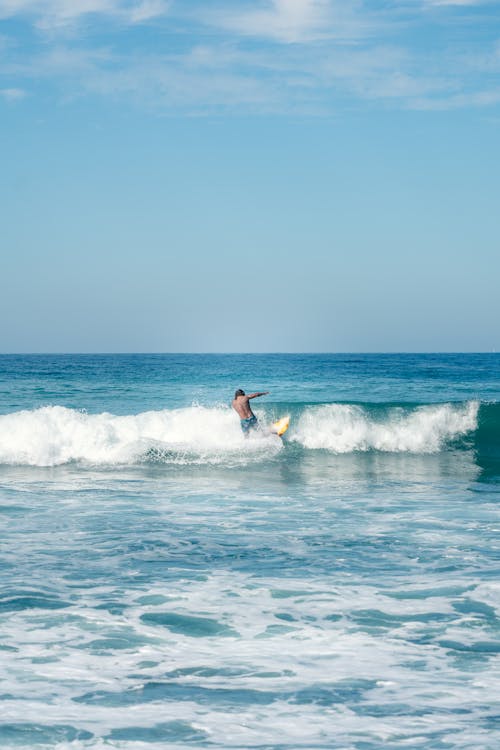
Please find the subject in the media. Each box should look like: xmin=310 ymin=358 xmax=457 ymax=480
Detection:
xmin=271 ymin=416 xmax=290 ymax=437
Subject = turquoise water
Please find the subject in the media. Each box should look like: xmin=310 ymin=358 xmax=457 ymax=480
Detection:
xmin=1 ymin=354 xmax=500 ymax=749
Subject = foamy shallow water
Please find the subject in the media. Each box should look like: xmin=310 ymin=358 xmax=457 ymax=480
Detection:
xmin=1 ymin=354 xmax=500 ymax=749
xmin=2 ymin=458 xmax=500 ymax=749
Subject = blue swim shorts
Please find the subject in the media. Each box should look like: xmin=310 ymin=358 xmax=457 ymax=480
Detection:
xmin=240 ymin=415 xmax=258 ymax=434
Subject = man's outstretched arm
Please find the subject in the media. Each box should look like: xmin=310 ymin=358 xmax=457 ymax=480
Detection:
xmin=247 ymin=391 xmax=269 ymax=399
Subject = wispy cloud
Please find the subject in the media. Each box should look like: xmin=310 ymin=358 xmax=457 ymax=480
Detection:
xmin=0 ymin=0 xmax=170 ymax=28
xmin=6 ymin=38 xmax=452 ymax=115
xmin=0 ymin=0 xmax=499 ymax=114
xmin=0 ymin=85 xmax=26 ymax=99
xmin=423 ymin=0 xmax=484 ymax=6
xmin=202 ymin=0 xmax=367 ymax=44
xmin=413 ymin=87 xmax=500 ymax=109
xmin=212 ymin=0 xmax=313 ymax=44
xmin=128 ymin=0 xmax=167 ymax=23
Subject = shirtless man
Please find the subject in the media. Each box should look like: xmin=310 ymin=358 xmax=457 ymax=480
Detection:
xmin=232 ymin=389 xmax=269 ymax=436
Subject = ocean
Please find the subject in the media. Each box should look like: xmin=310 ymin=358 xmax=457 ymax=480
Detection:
xmin=1 ymin=353 xmax=499 ymax=749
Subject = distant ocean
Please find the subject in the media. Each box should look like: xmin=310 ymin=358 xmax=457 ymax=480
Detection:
xmin=1 ymin=354 xmax=499 ymax=749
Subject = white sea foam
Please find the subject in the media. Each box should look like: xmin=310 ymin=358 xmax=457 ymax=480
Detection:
xmin=0 ymin=405 xmax=281 ymax=467
xmin=290 ymin=401 xmax=479 ymax=453
xmin=0 ymin=401 xmax=479 ymax=466
xmin=1 ymin=570 xmax=497 ymax=749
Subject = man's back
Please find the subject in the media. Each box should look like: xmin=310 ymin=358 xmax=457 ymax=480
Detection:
xmin=231 ymin=390 xmax=270 ymax=428
xmin=232 ymin=395 xmax=254 ymax=420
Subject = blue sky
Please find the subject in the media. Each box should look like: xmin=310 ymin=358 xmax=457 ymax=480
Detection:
xmin=1 ymin=0 xmax=499 ymax=352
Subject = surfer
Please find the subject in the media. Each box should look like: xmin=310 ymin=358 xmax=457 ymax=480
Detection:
xmin=232 ymin=389 xmax=269 ymax=436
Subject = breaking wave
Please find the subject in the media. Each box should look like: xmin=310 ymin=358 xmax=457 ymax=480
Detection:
xmin=290 ymin=401 xmax=479 ymax=453
xmin=0 ymin=400 xmax=485 ymax=467
xmin=0 ymin=405 xmax=281 ymax=467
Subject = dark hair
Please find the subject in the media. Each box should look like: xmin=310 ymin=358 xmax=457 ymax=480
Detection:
xmin=235 ymin=389 xmax=245 ymax=398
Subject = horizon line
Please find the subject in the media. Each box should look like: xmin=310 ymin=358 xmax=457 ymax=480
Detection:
xmin=0 ymin=352 xmax=498 ymax=356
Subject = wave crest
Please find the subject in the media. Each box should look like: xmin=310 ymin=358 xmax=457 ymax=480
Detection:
xmin=0 ymin=401 xmax=481 ymax=467
xmin=0 ymin=405 xmax=281 ymax=467
xmin=290 ymin=402 xmax=479 ymax=453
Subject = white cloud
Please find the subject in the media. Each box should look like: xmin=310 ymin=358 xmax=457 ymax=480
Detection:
xmin=423 ymin=0 xmax=483 ymax=6
xmin=9 ymin=44 xmax=295 ymax=113
xmin=0 ymin=0 xmax=499 ymax=115
xmin=128 ymin=0 xmax=168 ymax=23
xmin=9 ymin=37 xmax=451 ymax=116
xmin=0 ymin=0 xmax=113 ymax=20
xmin=0 ymin=0 xmax=170 ymax=28
xmin=413 ymin=87 xmax=500 ymax=109
xmin=213 ymin=0 xmax=331 ymax=43
xmin=202 ymin=0 xmax=374 ymax=44
xmin=0 ymin=86 xmax=26 ymax=99
xmin=460 ymin=40 xmax=500 ymax=72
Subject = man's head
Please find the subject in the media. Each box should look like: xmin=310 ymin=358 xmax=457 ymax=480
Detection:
xmin=234 ymin=389 xmax=245 ymax=398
